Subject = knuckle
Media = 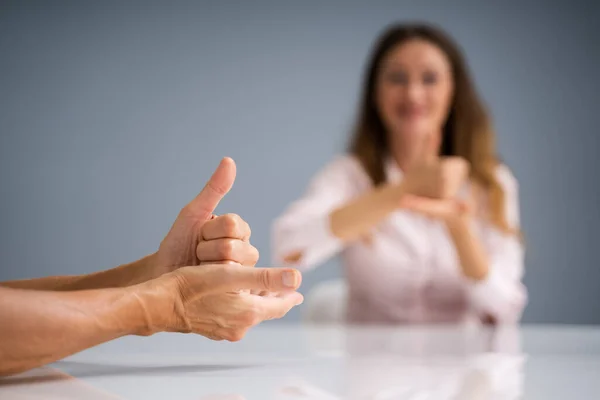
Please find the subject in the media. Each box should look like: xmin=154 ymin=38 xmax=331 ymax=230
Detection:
xmin=217 ymin=239 xmax=236 ymax=259
xmin=180 ymin=204 xmax=194 ymax=218
xmin=220 ymin=264 xmax=236 ymax=279
xmin=221 ymin=213 xmax=240 ymax=235
xmin=206 ymin=180 xmax=228 ymax=197
xmin=195 ymin=242 xmax=205 ymax=260
xmin=258 ymin=269 xmax=272 ymax=290
xmin=249 ymin=245 xmax=260 ymax=265
xmin=213 ymin=264 xmax=236 ymax=287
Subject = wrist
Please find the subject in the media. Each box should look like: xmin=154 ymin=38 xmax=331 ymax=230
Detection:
xmin=126 ymin=275 xmax=174 ymax=336
xmin=141 ymin=251 xmax=175 ymax=282
xmin=385 ymin=182 xmax=407 ymax=207
xmin=445 ymin=214 xmax=473 ymax=234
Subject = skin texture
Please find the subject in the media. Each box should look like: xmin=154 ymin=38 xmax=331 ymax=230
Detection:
xmin=0 ymin=265 xmax=302 ymax=377
xmin=0 ymin=157 xmax=303 ymax=376
xmin=327 ymin=39 xmax=490 ymax=281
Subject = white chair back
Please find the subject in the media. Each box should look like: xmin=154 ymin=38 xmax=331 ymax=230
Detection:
xmin=302 ymin=279 xmax=348 ymax=324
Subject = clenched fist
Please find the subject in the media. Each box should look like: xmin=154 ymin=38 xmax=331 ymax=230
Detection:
xmin=197 ymin=213 xmax=259 ymax=267
xmin=153 ymin=157 xmax=259 ymax=278
xmin=399 ymin=132 xmax=473 ymax=221
xmin=401 ymin=132 xmax=469 ymax=200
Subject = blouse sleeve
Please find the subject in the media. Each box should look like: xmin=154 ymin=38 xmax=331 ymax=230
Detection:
xmin=467 ymin=165 xmax=528 ymax=323
xmin=271 ymin=155 xmax=367 ymax=270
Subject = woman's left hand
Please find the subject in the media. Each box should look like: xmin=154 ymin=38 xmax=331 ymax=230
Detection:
xmin=399 ymin=194 xmax=474 ymax=222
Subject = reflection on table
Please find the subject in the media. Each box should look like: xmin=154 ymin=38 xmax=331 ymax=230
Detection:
xmin=0 ymin=325 xmax=540 ymax=400
xmin=276 ymin=325 xmax=524 ymax=399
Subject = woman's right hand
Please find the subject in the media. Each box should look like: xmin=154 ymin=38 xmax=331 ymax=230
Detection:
xmin=136 ymin=264 xmax=303 ymax=341
xmin=400 ymin=132 xmax=469 ymax=199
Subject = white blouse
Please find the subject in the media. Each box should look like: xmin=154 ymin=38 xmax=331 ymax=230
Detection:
xmin=271 ymin=155 xmax=527 ymax=324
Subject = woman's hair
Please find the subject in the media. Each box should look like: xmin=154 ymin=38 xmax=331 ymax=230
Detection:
xmin=349 ymin=23 xmax=512 ymax=233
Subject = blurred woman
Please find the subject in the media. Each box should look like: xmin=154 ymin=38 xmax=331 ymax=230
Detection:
xmin=271 ymin=23 xmax=527 ymax=325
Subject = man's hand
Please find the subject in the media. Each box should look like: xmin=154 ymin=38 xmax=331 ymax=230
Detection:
xmin=0 ymin=264 xmax=304 ymax=376
xmin=154 ymin=157 xmax=258 ymax=276
xmin=197 ymin=214 xmax=258 ymax=267
xmin=0 ymin=157 xmax=258 ymax=292
xmin=140 ymin=264 xmax=303 ymax=341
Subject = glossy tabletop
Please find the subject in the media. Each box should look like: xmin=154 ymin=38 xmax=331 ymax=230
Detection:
xmin=1 ymin=324 xmax=599 ymax=399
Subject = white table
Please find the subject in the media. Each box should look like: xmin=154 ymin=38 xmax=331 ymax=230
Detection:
xmin=1 ymin=324 xmax=599 ymax=399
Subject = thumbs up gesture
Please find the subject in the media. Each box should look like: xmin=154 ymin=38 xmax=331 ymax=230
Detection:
xmin=399 ymin=133 xmax=472 ymax=220
xmin=154 ymin=157 xmax=259 ymax=276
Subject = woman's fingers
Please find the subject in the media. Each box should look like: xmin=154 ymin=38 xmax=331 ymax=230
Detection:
xmin=400 ymin=195 xmax=464 ymax=219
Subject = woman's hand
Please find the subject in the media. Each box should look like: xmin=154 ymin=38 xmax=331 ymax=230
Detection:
xmin=138 ymin=264 xmax=303 ymax=341
xmin=399 ymin=194 xmax=474 ymax=222
xmin=400 ymin=132 xmax=470 ymax=200
xmin=397 ymin=131 xmax=475 ymax=223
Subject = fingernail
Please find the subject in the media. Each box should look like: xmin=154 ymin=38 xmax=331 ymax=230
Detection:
xmin=282 ymin=271 xmax=298 ymax=288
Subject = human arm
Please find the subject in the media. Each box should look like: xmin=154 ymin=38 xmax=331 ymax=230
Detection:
xmin=458 ymin=167 xmax=527 ymax=323
xmin=0 ymin=264 xmax=303 ymax=376
xmin=273 ymin=146 xmax=468 ymax=269
xmin=272 ymin=156 xmax=401 ymax=269
xmin=0 ymin=254 xmax=158 ymax=291
xmin=400 ymin=165 xmax=527 ymax=323
xmin=0 ymin=285 xmax=151 ymax=376
xmin=1 ymin=158 xmax=258 ymax=292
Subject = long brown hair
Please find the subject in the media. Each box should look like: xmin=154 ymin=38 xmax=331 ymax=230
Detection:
xmin=349 ymin=23 xmax=512 ymax=233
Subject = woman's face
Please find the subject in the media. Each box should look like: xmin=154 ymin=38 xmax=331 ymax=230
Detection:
xmin=375 ymin=39 xmax=454 ymax=145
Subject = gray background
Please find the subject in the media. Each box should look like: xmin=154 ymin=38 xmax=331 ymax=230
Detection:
xmin=1 ymin=0 xmax=599 ymax=324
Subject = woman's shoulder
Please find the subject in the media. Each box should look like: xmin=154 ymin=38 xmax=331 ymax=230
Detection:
xmin=315 ymin=153 xmax=368 ymax=179
xmin=307 ymin=153 xmax=371 ymax=190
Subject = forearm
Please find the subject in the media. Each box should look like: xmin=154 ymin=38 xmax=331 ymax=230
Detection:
xmin=330 ymin=183 xmax=404 ymax=241
xmin=446 ymin=218 xmax=490 ymax=280
xmin=0 ymin=253 xmax=158 ymax=291
xmin=0 ymin=285 xmax=156 ymax=376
